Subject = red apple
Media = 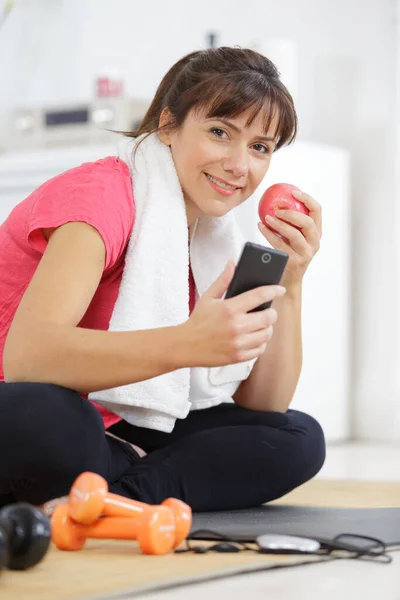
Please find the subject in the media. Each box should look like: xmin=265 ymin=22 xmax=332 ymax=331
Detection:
xmin=258 ymin=183 xmax=309 ymax=237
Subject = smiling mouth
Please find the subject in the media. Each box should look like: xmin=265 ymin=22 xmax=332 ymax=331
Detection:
xmin=205 ymin=173 xmax=241 ymax=191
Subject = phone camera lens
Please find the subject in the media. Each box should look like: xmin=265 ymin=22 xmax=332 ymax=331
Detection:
xmin=261 ymin=253 xmax=272 ymax=264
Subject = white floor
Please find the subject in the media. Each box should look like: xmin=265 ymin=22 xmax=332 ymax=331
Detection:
xmin=134 ymin=443 xmax=400 ymax=600
xmin=317 ymin=442 xmax=400 ymax=482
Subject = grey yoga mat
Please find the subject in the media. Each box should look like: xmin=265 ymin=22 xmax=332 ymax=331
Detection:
xmin=190 ymin=505 xmax=400 ymax=548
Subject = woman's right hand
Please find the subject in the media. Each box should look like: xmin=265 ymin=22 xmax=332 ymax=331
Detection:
xmin=181 ymin=261 xmax=286 ymax=367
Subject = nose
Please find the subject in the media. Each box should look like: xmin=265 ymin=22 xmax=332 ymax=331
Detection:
xmin=222 ymin=145 xmax=249 ymax=178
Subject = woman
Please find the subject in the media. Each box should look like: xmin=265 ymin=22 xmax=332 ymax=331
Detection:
xmin=0 ymin=47 xmax=325 ymax=512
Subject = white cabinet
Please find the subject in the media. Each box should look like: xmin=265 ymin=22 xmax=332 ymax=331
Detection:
xmin=0 ymin=139 xmax=351 ymax=442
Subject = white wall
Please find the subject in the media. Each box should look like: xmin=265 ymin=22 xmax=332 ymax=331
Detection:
xmin=395 ymin=0 xmax=400 ymax=439
xmin=0 ymin=0 xmax=399 ymax=440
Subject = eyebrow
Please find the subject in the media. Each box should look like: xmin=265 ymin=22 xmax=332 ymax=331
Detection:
xmin=209 ymin=117 xmax=276 ymax=144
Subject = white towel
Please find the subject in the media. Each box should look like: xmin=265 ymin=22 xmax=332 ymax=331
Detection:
xmin=89 ymin=133 xmax=256 ymax=432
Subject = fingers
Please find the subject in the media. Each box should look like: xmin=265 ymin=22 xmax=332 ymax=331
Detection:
xmin=225 ymin=284 xmax=286 ymax=313
xmin=234 ymin=326 xmax=274 ymax=361
xmin=235 ymin=344 xmax=268 ymax=363
xmin=292 ymin=189 xmax=322 ymax=237
xmin=234 ymin=306 xmax=278 ymax=334
xmin=258 ymin=221 xmax=291 ymax=251
xmin=206 ymin=260 xmax=236 ymax=299
xmin=267 ymin=211 xmax=320 ymax=250
xmin=263 ymin=215 xmax=311 ymax=255
xmin=228 ymin=308 xmax=276 ymax=362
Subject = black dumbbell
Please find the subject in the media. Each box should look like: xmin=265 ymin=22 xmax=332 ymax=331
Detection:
xmin=0 ymin=503 xmax=51 ymax=571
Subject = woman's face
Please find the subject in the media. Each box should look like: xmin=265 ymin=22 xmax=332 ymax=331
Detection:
xmin=158 ymin=107 xmax=279 ymax=226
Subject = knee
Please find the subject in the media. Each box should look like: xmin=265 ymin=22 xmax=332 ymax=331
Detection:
xmin=285 ymin=410 xmax=326 ymax=484
xmin=0 ymin=382 xmax=106 ymax=476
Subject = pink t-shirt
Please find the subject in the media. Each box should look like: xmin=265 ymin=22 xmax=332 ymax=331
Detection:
xmin=0 ymin=156 xmax=196 ymax=429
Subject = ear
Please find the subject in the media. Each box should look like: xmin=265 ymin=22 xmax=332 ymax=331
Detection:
xmin=157 ymin=107 xmax=174 ymax=146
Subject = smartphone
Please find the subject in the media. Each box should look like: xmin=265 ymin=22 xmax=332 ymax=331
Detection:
xmin=224 ymin=242 xmax=289 ymax=312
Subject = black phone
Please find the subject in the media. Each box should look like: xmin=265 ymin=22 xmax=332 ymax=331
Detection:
xmin=224 ymin=242 xmax=289 ymax=312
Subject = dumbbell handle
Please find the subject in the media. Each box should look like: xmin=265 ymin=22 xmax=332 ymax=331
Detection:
xmin=101 ymin=492 xmax=147 ymax=517
xmin=84 ymin=516 xmax=164 ymax=539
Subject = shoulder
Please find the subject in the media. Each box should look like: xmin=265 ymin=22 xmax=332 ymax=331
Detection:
xmin=47 ymin=155 xmax=132 ymax=194
xmin=27 ymin=156 xmax=135 ymax=270
xmin=33 ymin=155 xmax=135 ymax=218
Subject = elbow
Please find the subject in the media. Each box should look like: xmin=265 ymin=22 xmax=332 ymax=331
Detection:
xmin=233 ymin=382 xmax=291 ymax=413
xmin=3 ymin=331 xmax=43 ymax=383
xmin=3 ymin=346 xmax=31 ymax=383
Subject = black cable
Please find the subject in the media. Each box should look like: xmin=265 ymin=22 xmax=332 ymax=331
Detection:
xmin=175 ymin=529 xmax=393 ymax=564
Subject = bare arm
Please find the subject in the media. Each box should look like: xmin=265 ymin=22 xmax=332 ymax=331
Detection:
xmin=233 ymin=285 xmax=303 ymax=412
xmin=3 ymin=222 xmax=189 ymax=394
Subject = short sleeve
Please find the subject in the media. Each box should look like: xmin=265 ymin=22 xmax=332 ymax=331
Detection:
xmin=27 ymin=157 xmax=135 ymax=272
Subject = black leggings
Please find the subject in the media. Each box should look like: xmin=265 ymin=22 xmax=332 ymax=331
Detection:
xmin=0 ymin=382 xmax=326 ymax=512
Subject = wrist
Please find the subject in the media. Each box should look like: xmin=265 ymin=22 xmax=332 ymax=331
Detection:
xmin=169 ymin=323 xmax=197 ymax=369
xmin=283 ymin=281 xmax=302 ymax=300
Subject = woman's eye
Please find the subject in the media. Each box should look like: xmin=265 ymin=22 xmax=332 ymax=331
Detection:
xmin=210 ymin=128 xmax=227 ymax=138
xmin=252 ymin=143 xmax=270 ymax=155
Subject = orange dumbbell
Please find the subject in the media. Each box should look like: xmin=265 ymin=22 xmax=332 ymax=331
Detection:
xmin=68 ymin=472 xmax=192 ymax=547
xmin=51 ymin=503 xmax=176 ymax=555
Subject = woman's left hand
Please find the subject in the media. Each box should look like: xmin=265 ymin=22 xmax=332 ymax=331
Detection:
xmin=258 ymin=189 xmax=322 ymax=289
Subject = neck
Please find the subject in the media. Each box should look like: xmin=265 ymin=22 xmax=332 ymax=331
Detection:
xmin=184 ymin=195 xmax=203 ymax=228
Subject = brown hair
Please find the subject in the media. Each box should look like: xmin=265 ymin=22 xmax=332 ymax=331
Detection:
xmin=126 ymin=47 xmax=297 ymax=150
